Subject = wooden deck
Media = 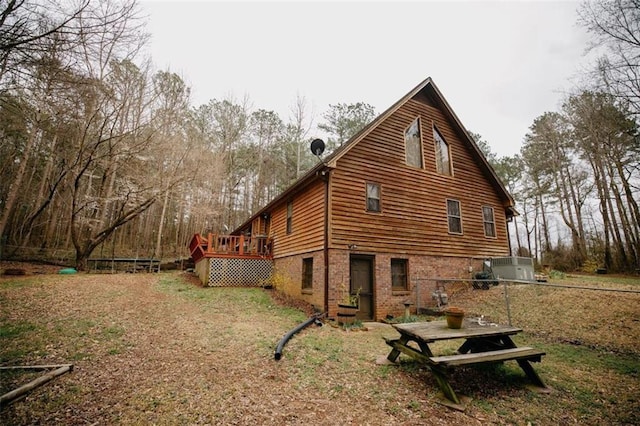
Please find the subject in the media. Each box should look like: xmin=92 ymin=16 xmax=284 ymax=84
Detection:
xmin=189 ymin=233 xmax=272 ymax=263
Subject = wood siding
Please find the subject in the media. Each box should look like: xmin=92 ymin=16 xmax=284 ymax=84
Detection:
xmin=330 ymin=97 xmax=509 ymax=258
xmin=270 ymin=179 xmax=326 ymax=258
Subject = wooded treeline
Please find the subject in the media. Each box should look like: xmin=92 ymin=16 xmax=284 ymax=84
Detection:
xmin=481 ymin=0 xmax=640 ymax=273
xmin=0 ymin=0 xmax=638 ymax=273
xmin=0 ymin=0 xmax=333 ymax=269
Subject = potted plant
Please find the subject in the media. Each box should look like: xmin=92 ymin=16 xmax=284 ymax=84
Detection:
xmin=337 ymin=285 xmax=361 ymax=324
xmin=444 ymin=306 xmax=465 ymax=329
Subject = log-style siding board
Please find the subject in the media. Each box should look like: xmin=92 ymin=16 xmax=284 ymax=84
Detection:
xmin=328 ymin=95 xmax=509 ymax=258
xmin=269 ymin=180 xmax=325 ymax=258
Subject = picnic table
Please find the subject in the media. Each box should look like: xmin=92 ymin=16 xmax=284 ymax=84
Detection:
xmin=384 ymin=319 xmax=547 ymax=408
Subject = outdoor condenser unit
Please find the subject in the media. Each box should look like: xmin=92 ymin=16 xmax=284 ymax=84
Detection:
xmin=489 ymin=257 xmax=535 ymax=281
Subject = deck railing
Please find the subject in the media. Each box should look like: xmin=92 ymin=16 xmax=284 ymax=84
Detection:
xmin=189 ymin=233 xmax=272 ymax=262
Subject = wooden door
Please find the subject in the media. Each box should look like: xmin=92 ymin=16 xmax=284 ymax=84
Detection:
xmin=350 ymin=255 xmax=374 ymax=320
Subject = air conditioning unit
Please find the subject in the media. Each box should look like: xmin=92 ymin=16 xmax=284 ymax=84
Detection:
xmin=489 ymin=257 xmax=535 ymax=281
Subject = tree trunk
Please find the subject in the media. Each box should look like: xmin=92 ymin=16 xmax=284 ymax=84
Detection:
xmin=512 ymin=215 xmax=522 ymax=257
xmin=593 ymin=164 xmax=613 ymax=270
xmin=0 ymin=122 xmax=40 ymax=240
xmin=154 ymin=188 xmax=170 ymax=260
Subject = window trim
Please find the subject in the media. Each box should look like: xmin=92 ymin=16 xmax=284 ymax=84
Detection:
xmin=302 ymin=257 xmax=313 ymax=291
xmin=482 ymin=205 xmax=497 ymax=238
xmin=391 ymin=258 xmax=409 ymax=292
xmin=365 ymin=181 xmax=381 ymax=213
xmin=286 ymin=200 xmax=293 ymax=234
xmin=433 ymin=125 xmax=452 ymax=176
xmin=446 ymin=199 xmax=463 ymax=235
xmin=404 ymin=117 xmax=424 ymax=169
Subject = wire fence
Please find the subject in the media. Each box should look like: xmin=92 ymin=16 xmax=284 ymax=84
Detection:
xmin=412 ymin=277 xmax=640 ymax=326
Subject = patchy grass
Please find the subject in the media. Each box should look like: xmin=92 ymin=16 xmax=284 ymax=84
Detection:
xmin=0 ymin=321 xmax=38 ymax=339
xmin=443 ymin=274 xmax=640 ymax=424
xmin=0 ymin=269 xmax=638 ymax=425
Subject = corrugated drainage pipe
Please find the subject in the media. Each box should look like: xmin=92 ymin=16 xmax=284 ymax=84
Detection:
xmin=274 ymin=313 xmax=323 ymax=361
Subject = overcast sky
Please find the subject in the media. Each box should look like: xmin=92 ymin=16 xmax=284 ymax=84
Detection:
xmin=140 ymin=0 xmax=594 ymax=157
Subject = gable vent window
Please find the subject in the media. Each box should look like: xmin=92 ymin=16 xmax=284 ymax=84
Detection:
xmin=366 ymin=182 xmax=381 ymax=213
xmin=434 ymin=127 xmax=452 ymax=175
xmin=405 ymin=118 xmax=423 ymax=168
xmin=447 ymin=199 xmax=463 ymax=234
xmin=483 ymin=206 xmax=496 ymax=238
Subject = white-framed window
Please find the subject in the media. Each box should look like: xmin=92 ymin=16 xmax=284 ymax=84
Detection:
xmin=447 ymin=199 xmax=462 ymax=234
xmin=434 ymin=126 xmax=452 ymax=175
xmin=366 ymin=182 xmax=381 ymax=213
xmin=405 ymin=117 xmax=423 ymax=168
xmin=483 ymin=206 xmax=496 ymax=237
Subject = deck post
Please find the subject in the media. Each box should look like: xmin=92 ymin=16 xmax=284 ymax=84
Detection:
xmin=207 ymin=233 xmax=214 ymax=255
xmin=239 ymin=235 xmax=245 ymax=255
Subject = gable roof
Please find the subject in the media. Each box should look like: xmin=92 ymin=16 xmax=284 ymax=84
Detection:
xmin=233 ymin=77 xmax=515 ymax=234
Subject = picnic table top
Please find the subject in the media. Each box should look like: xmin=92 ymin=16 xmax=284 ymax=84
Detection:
xmin=392 ymin=320 xmax=523 ymax=343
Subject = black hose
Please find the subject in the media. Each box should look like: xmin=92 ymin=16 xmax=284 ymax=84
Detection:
xmin=274 ymin=313 xmax=323 ymax=360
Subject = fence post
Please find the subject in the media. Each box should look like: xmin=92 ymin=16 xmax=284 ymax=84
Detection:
xmin=502 ymin=278 xmax=512 ymax=326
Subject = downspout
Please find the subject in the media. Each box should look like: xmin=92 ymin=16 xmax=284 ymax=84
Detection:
xmin=506 ymin=213 xmax=513 ymax=256
xmin=322 ymin=169 xmax=330 ymax=315
xmin=505 ymin=219 xmax=518 ymax=256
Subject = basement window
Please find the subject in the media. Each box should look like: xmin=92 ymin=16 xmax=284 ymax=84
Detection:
xmin=302 ymin=257 xmax=313 ymax=291
xmin=391 ymin=258 xmax=408 ymax=291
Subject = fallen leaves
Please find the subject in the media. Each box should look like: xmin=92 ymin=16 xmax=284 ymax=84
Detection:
xmin=1 ymin=265 xmax=638 ymax=425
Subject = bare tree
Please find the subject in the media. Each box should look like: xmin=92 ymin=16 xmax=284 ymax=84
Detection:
xmin=579 ymin=0 xmax=640 ymax=114
xmin=318 ymin=102 xmax=376 ymax=149
xmin=0 ymin=0 xmax=89 ymax=86
xmin=208 ymin=96 xmax=251 ymax=229
xmin=522 ymin=112 xmax=591 ymax=268
xmin=149 ymin=70 xmax=192 ymax=260
xmin=0 ymin=35 xmax=79 ymax=245
xmin=565 ymin=90 xmax=640 ymax=271
xmin=248 ymin=109 xmax=283 ymax=212
xmin=289 ymin=94 xmax=314 ymax=179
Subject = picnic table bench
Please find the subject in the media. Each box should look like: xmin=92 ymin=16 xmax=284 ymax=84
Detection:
xmin=384 ymin=319 xmax=547 ymax=409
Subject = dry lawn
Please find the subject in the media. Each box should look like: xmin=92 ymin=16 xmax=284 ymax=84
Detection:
xmin=1 ymin=262 xmax=638 ymax=425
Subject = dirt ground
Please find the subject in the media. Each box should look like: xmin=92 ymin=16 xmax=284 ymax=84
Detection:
xmin=0 ymin=264 xmax=466 ymax=425
xmin=1 ymin=262 xmax=638 ymax=425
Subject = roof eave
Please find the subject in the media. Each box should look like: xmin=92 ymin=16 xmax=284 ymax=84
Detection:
xmin=425 ymin=81 xmax=516 ymax=210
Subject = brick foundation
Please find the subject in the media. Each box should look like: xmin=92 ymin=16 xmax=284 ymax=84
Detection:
xmin=276 ymin=249 xmax=484 ymax=321
xmin=273 ymin=251 xmax=324 ymax=312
